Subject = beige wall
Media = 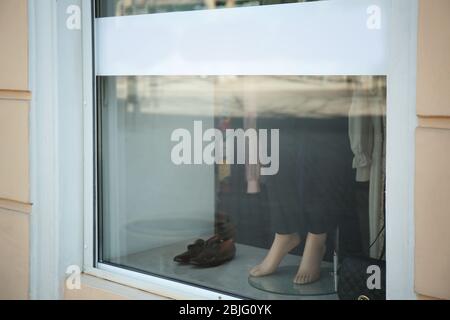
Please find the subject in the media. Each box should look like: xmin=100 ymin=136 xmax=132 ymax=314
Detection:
xmin=0 ymin=208 xmax=29 ymax=300
xmin=415 ymin=0 xmax=450 ymax=300
xmin=0 ymin=0 xmax=31 ymax=300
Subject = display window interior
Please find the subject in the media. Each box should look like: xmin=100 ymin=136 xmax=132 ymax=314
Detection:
xmin=97 ymin=75 xmax=386 ymax=299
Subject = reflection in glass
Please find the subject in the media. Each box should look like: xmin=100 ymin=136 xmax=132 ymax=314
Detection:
xmin=98 ymin=75 xmax=386 ymax=299
xmin=96 ymin=0 xmax=320 ymax=17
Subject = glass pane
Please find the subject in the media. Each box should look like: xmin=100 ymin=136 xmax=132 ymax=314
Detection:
xmin=96 ymin=0 xmax=320 ymax=17
xmin=98 ymin=75 xmax=386 ymax=299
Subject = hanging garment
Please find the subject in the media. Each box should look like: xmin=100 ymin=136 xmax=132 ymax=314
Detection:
xmin=348 ymin=78 xmax=385 ymax=258
xmin=243 ymin=77 xmax=261 ymax=194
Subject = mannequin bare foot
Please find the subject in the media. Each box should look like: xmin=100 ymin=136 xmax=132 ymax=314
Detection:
xmin=250 ymin=233 xmax=300 ymax=277
xmin=294 ymin=233 xmax=327 ymax=284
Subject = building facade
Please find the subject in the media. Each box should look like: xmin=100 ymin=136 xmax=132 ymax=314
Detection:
xmin=0 ymin=0 xmax=449 ymax=300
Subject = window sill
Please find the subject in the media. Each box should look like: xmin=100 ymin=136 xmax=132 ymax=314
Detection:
xmin=64 ymin=274 xmax=170 ymax=300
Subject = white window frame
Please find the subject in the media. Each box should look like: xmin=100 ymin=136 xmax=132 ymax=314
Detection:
xmin=30 ymin=0 xmax=418 ymax=300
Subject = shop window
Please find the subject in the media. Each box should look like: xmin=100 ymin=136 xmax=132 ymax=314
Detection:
xmin=97 ymin=75 xmax=386 ymax=299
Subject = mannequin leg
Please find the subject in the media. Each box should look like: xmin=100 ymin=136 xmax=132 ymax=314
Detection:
xmin=294 ymin=232 xmax=326 ymax=284
xmin=250 ymin=233 xmax=300 ymax=277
